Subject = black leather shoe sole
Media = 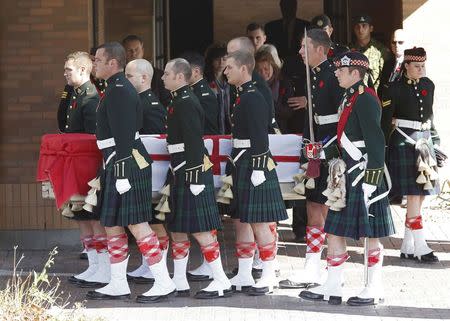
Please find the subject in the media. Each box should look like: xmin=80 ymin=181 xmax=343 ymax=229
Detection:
xmin=68 ymin=275 xmax=84 ymax=285
xmin=400 ymin=253 xmax=415 ymax=260
xmin=186 ymin=272 xmax=213 ymax=281
xmin=136 ymin=290 xmax=176 ymax=303
xmin=347 ymin=296 xmax=382 ymax=306
xmin=86 ymin=291 xmax=131 ymax=300
xmin=246 ymin=286 xmax=273 ymax=296
xmin=78 ymin=280 xmax=108 ymax=288
xmin=279 ymin=279 xmax=312 ymax=289
xmin=176 ymin=289 xmax=191 ymax=297
xmin=194 ymin=288 xmax=233 ymax=299
xmin=416 ymin=252 xmax=439 ymax=263
xmin=79 ymin=252 xmax=88 ymax=260
xmin=231 ymin=285 xmax=252 ymax=293
xmin=299 ymin=290 xmax=342 ymax=305
xmin=132 ymin=276 xmax=155 ymax=284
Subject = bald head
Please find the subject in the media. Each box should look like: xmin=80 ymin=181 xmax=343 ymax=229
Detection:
xmin=391 ymin=29 xmax=408 ymax=58
xmin=125 ymin=58 xmax=154 ymax=93
xmin=227 ymin=37 xmax=255 ymax=55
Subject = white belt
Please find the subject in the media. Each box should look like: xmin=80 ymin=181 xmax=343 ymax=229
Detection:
xmin=233 ymin=139 xmax=251 ymax=148
xmin=341 ymin=132 xmax=365 ymax=161
xmin=314 ymin=113 xmax=339 ymax=125
xmin=396 ymin=119 xmax=431 ymax=131
xmin=97 ymin=132 xmax=140 ymax=150
xmin=167 ymin=143 xmax=185 ymax=154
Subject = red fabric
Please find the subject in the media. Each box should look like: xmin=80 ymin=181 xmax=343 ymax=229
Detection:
xmin=201 ymin=241 xmax=220 ymax=262
xmin=137 ymin=232 xmax=162 ymax=265
xmin=36 ymin=134 xmax=102 ymax=208
xmin=368 ymin=247 xmax=381 ymax=267
xmin=107 ymin=233 xmax=128 ymax=264
xmin=406 ymin=215 xmax=423 ymax=230
xmin=306 ymin=226 xmax=325 ymax=253
xmin=158 ymin=235 xmax=170 ymax=251
xmin=258 ymin=241 xmax=277 ymax=261
xmin=171 ymin=240 xmax=190 ymax=259
xmin=93 ymin=234 xmax=108 ymax=253
xmin=327 ymin=253 xmax=349 ymax=267
xmin=81 ymin=235 xmax=95 ymax=251
xmin=235 ymin=242 xmax=256 ymax=258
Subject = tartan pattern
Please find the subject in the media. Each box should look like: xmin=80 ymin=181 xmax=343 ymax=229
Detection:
xmin=325 ymin=151 xmax=395 ymax=240
xmin=93 ymin=234 xmax=108 ymax=253
xmin=387 ymin=129 xmax=439 ymax=196
xmin=81 ymin=235 xmax=95 ymax=251
xmin=305 ymin=162 xmax=330 ymax=204
xmin=137 ymin=232 xmax=162 ymax=265
xmin=172 ymin=240 xmax=190 ymax=259
xmin=97 ymin=142 xmax=154 ymax=227
xmin=236 ymin=242 xmax=256 ymax=258
xmin=107 ymin=233 xmax=128 ymax=263
xmin=327 ymin=253 xmax=349 ymax=267
xmin=158 ymin=235 xmax=170 ymax=251
xmin=167 ymin=152 xmax=222 ymax=233
xmin=258 ymin=240 xmax=277 ymax=261
xmin=368 ymin=247 xmax=381 ymax=267
xmin=306 ymin=226 xmax=325 ymax=253
xmin=406 ymin=215 xmax=423 ymax=230
xmin=228 ymin=151 xmax=287 ymax=223
xmin=201 ymin=241 xmax=220 ymax=262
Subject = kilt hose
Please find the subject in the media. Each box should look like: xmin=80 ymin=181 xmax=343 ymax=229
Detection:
xmin=229 ymin=149 xmax=287 ymax=223
xmin=305 ymin=162 xmax=329 ymax=204
xmin=325 ymin=151 xmax=395 ymax=240
xmin=387 ymin=128 xmax=439 ymax=196
xmin=166 ymin=152 xmax=222 ymax=234
xmin=97 ymin=141 xmax=153 ymax=227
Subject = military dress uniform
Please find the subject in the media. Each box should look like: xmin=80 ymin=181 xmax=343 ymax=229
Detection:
xmin=95 ymin=72 xmax=153 ymax=227
xmin=328 ymin=42 xmax=349 ymax=59
xmin=229 ymin=81 xmax=287 ymax=223
xmin=191 ymin=78 xmax=220 ymax=135
xmin=166 ymin=85 xmax=221 ymax=233
xmin=57 ymin=84 xmax=74 ymax=132
xmin=139 ymin=88 xmax=167 ymax=135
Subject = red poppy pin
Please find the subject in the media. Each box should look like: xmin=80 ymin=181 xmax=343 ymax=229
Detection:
xmin=328 ymin=48 xmax=334 ymax=57
xmin=168 ymin=107 xmax=174 ymax=114
xmin=235 ymin=97 xmax=241 ymax=105
xmin=71 ymin=101 xmax=77 ymax=109
xmin=279 ymin=87 xmax=286 ymax=96
xmin=421 ymin=89 xmax=428 ymax=96
xmin=319 ymin=80 xmax=325 ymax=88
xmin=209 ymin=81 xmax=217 ymax=89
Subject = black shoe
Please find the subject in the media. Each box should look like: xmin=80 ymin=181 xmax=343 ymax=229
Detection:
xmin=86 ymin=290 xmax=131 ymax=300
xmin=79 ymin=252 xmax=88 ymax=260
xmin=246 ymin=286 xmax=273 ymax=296
xmin=186 ymin=272 xmax=213 ymax=281
xmin=194 ymin=287 xmax=233 ymax=299
xmin=136 ymin=290 xmax=176 ymax=303
xmin=347 ymin=296 xmax=383 ymax=306
xmin=77 ymin=280 xmax=108 ymax=288
xmin=176 ymin=289 xmax=191 ymax=297
xmin=231 ymin=285 xmax=253 ymax=293
xmin=279 ymin=279 xmax=314 ymax=289
xmin=299 ymin=290 xmax=342 ymax=305
xmin=400 ymin=253 xmax=415 ymax=260
xmin=132 ymin=276 xmax=155 ymax=284
xmin=416 ymin=251 xmax=439 ymax=263
xmin=68 ymin=275 xmax=84 ymax=285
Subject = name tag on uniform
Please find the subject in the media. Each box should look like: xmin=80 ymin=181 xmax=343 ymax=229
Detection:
xmin=182 ymin=95 xmax=189 ymax=99
xmin=151 ymin=102 xmax=159 ymax=105
xmin=116 ymin=84 xmax=123 ymax=87
xmin=201 ymin=93 xmax=209 ymax=96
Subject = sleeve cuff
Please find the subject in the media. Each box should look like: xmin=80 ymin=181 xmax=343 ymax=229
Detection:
xmin=364 ymin=167 xmax=384 ymax=186
xmin=252 ymin=150 xmax=270 ymax=170
xmin=114 ymin=156 xmax=132 ymax=179
xmin=185 ymin=164 xmax=204 ymax=184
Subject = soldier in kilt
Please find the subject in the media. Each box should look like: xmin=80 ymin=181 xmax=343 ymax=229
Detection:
xmin=381 ymin=47 xmax=440 ymax=263
xmin=58 ymin=51 xmax=111 ymax=289
xmin=161 ymin=58 xmax=232 ymax=299
xmin=280 ymin=29 xmax=344 ymax=289
xmin=124 ymin=58 xmax=170 ymax=284
xmin=300 ymin=52 xmax=395 ymax=306
xmin=223 ymin=50 xmax=287 ymax=296
xmin=87 ymin=42 xmax=176 ymax=303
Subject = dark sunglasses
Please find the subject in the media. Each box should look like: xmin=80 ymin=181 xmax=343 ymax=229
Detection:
xmin=391 ymin=41 xmax=405 ymax=45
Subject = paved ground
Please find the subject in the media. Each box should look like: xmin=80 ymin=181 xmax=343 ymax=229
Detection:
xmin=1 ymin=197 xmax=450 ymax=321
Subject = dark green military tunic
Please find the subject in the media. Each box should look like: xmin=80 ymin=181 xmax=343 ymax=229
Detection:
xmin=327 ymin=42 xmax=349 ymax=59
xmin=381 ymin=75 xmax=439 ymax=196
xmin=57 ymin=84 xmax=74 ymax=132
xmin=63 ymin=81 xmax=98 ymax=134
xmin=191 ymin=78 xmax=219 ymax=135
xmin=166 ymin=85 xmax=221 ymax=233
xmin=229 ymin=81 xmax=287 ymax=223
xmin=302 ymin=59 xmax=344 ymax=204
xmin=95 ymin=72 xmax=153 ymax=227
xmin=325 ymin=81 xmax=394 ymax=240
xmin=138 ymin=88 xmax=167 ymax=134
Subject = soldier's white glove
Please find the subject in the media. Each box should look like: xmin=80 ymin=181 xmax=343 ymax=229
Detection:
xmin=362 ymin=183 xmax=377 ymax=204
xmin=251 ymin=170 xmax=266 ymax=187
xmin=116 ymin=178 xmax=131 ymax=195
xmin=190 ymin=184 xmax=205 ymax=196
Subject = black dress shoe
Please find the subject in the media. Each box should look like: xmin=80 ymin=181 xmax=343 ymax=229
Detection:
xmin=68 ymin=275 xmax=84 ymax=285
xmin=176 ymin=289 xmax=190 ymax=297
xmin=347 ymin=296 xmax=383 ymax=306
xmin=194 ymin=287 xmax=233 ymax=299
xmin=86 ymin=290 xmax=131 ymax=300
xmin=78 ymin=280 xmax=108 ymax=288
xmin=231 ymin=285 xmax=252 ymax=292
xmin=299 ymin=290 xmax=342 ymax=305
xmin=132 ymin=276 xmax=155 ymax=284
xmin=246 ymin=286 xmax=274 ymax=296
xmin=79 ymin=252 xmax=88 ymax=260
xmin=136 ymin=290 xmax=176 ymax=303
xmin=416 ymin=251 xmax=439 ymax=263
xmin=186 ymin=272 xmax=213 ymax=281
xmin=279 ymin=279 xmax=315 ymax=289
xmin=400 ymin=253 xmax=415 ymax=260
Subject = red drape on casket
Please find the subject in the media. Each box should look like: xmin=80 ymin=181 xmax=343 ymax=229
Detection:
xmin=36 ymin=134 xmax=102 ymax=209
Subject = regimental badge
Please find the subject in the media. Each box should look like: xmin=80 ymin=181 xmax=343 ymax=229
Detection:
xmin=341 ymin=55 xmax=351 ymax=66
xmin=317 ymin=19 xmax=323 ymax=27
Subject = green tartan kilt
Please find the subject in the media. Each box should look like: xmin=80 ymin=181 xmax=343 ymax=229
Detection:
xmin=97 ymin=142 xmax=153 ymax=227
xmin=387 ymin=128 xmax=439 ymax=196
xmin=166 ymin=152 xmax=222 ymax=233
xmin=69 ymin=208 xmax=100 ymax=221
xmin=305 ymin=162 xmax=329 ymax=204
xmin=229 ymin=149 xmax=287 ymax=223
xmin=325 ymin=152 xmax=395 ymax=240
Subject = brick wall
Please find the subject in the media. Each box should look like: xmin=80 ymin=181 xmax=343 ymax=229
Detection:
xmin=0 ymin=0 xmax=92 ymax=229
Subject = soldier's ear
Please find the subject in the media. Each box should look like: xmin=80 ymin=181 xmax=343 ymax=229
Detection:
xmin=369 ymin=25 xmax=374 ymax=33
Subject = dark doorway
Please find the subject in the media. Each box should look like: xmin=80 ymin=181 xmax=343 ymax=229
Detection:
xmin=169 ymin=0 xmax=213 ymax=58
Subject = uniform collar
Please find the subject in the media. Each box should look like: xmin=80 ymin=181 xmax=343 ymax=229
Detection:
xmin=171 ymin=84 xmax=190 ymax=98
xmin=237 ymin=81 xmax=254 ymax=94
xmin=345 ymin=80 xmax=365 ymax=96
xmin=404 ymin=74 xmax=420 ymax=85
xmin=106 ymin=72 xmax=125 ymax=85
xmin=139 ymin=88 xmax=153 ymax=97
xmin=74 ymin=80 xmax=91 ymax=95
xmin=312 ymin=59 xmax=329 ymax=74
xmin=191 ymin=77 xmax=204 ymax=88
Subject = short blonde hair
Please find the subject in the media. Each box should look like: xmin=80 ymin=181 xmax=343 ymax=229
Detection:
xmin=258 ymin=44 xmax=283 ymax=69
xmin=66 ymin=51 xmax=93 ymax=74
